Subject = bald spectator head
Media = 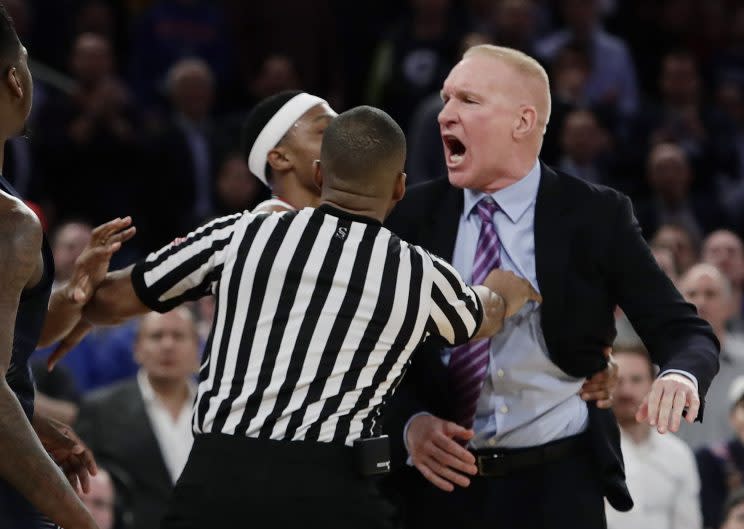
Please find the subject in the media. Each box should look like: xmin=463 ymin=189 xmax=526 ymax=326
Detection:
xmin=166 ymin=58 xmax=215 ymax=123
xmin=78 ymin=467 xmax=116 ymax=529
xmin=51 ymin=220 xmax=93 ymax=283
xmin=703 ymin=230 xmax=744 ymax=291
xmin=679 ymin=263 xmax=733 ymax=341
xmin=135 ymin=308 xmax=200 ymax=386
xmin=71 ymin=32 xmax=114 ymax=88
xmin=647 ymin=143 xmax=692 ymax=205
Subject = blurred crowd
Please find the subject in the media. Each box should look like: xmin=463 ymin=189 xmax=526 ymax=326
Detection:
xmin=12 ymin=0 xmax=744 ymax=528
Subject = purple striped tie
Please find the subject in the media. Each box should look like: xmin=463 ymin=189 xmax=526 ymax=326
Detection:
xmin=448 ymin=197 xmax=501 ymax=429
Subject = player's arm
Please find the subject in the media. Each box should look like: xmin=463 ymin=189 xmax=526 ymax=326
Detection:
xmin=0 ymin=205 xmax=96 ymax=529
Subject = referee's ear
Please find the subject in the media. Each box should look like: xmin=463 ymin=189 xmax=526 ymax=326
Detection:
xmin=313 ymin=159 xmax=323 ymax=192
xmin=392 ymin=171 xmax=406 ymax=202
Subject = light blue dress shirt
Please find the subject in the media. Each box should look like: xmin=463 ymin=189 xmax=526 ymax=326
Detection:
xmin=449 ymin=160 xmax=588 ymax=449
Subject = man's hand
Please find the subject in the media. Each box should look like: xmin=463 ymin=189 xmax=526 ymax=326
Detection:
xmin=407 ymin=414 xmax=477 ymax=492
xmin=481 ymin=269 xmax=542 ymax=318
xmin=64 ymin=217 xmax=135 ymax=306
xmin=635 ymin=373 xmax=699 ymax=434
xmin=580 ymin=347 xmax=617 ymax=409
xmin=32 ymin=413 xmax=97 ymax=494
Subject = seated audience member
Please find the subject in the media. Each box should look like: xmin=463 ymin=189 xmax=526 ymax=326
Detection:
xmin=678 ymin=264 xmax=744 ymax=448
xmin=50 ymin=221 xmax=94 ymax=291
xmin=212 ymin=152 xmax=266 ymax=216
xmin=703 ymin=230 xmax=744 ymax=330
xmin=634 ymin=143 xmax=729 ymax=243
xmin=697 ymin=379 xmax=744 ymax=529
xmin=721 ymin=488 xmax=744 ymax=529
xmin=606 ymin=344 xmax=701 ymax=529
xmin=651 ymin=222 xmax=701 ymax=275
xmin=78 ymin=467 xmax=118 ymax=529
xmin=75 ymin=308 xmax=199 ymax=529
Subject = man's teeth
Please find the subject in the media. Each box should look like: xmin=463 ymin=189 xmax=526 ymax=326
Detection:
xmin=450 ymin=153 xmax=463 ymax=164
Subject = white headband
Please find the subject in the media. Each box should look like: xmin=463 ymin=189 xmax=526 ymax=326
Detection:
xmin=248 ymin=93 xmax=327 ymax=187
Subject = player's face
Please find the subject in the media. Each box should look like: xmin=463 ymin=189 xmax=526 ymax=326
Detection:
xmin=285 ymin=102 xmax=336 ymax=193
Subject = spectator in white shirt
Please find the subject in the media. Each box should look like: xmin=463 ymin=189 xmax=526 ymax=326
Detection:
xmin=75 ymin=307 xmax=199 ymax=529
xmin=606 ymin=343 xmax=702 ymax=529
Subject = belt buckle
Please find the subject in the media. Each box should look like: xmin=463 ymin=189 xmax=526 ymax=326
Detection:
xmin=476 ymin=453 xmax=507 ymax=477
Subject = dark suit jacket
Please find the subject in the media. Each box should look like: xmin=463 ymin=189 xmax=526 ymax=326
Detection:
xmin=76 ymin=378 xmax=174 ymax=529
xmin=382 ymin=163 xmax=719 ymax=511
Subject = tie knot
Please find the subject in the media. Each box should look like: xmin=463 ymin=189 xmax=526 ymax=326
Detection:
xmin=475 ymin=197 xmax=498 ymax=223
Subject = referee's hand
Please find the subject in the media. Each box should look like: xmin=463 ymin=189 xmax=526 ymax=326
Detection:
xmin=407 ymin=415 xmax=477 ymax=492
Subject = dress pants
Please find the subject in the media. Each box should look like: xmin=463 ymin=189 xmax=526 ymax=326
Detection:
xmin=382 ymin=436 xmax=607 ymax=529
xmin=161 ymin=434 xmax=398 ymax=529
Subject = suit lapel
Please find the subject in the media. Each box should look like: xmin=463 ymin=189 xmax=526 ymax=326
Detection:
xmin=128 ymin=384 xmax=177 ymax=495
xmin=534 ymin=163 xmax=572 ymax=344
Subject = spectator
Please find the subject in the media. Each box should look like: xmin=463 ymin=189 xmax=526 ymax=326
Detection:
xmin=721 ymin=488 xmax=744 ymax=529
xmin=714 ymin=81 xmax=744 ymax=231
xmin=651 ymin=222 xmax=700 ymax=275
xmin=50 ymin=220 xmax=93 ymax=290
xmin=540 ymin=39 xmax=622 ymax=169
xmin=677 ymin=264 xmax=744 ymax=449
xmin=606 ymin=344 xmax=702 ymax=529
xmin=141 ymin=58 xmax=218 ymax=252
xmin=627 ymin=51 xmax=739 ymax=196
xmin=35 ymin=32 xmax=143 ymax=248
xmin=128 ymin=0 xmax=231 ymax=113
xmin=703 ymin=230 xmax=744 ymax=330
xmin=76 ymin=308 xmax=199 ymax=529
xmin=78 ymin=467 xmax=118 ymax=529
xmin=212 ymin=152 xmax=266 ymax=217
xmin=536 ymin=0 xmax=639 ymax=116
xmin=556 ymin=108 xmax=616 ymax=187
xmin=697 ymin=378 xmax=744 ymax=529
xmin=635 ymin=143 xmax=728 ymax=242
xmin=365 ymin=0 xmax=470 ymax=131
xmin=475 ymin=0 xmax=538 ymax=54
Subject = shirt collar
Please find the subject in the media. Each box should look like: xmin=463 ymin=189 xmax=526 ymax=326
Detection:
xmin=137 ymin=369 xmax=196 ymax=407
xmin=463 ymin=159 xmax=541 ymax=223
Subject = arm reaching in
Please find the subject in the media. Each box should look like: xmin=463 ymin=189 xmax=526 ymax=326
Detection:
xmin=0 ymin=203 xmax=97 ymax=529
xmin=39 ymin=216 xmax=135 ymax=348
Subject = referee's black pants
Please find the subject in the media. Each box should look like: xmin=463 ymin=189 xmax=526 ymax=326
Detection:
xmin=161 ymin=433 xmax=398 ymax=529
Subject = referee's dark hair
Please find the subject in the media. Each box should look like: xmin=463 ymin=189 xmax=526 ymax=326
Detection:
xmin=319 ymin=105 xmax=406 ymax=195
xmin=0 ymin=2 xmax=20 ymax=62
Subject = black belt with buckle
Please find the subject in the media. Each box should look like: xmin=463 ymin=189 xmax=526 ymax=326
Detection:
xmin=471 ymin=434 xmax=586 ymax=477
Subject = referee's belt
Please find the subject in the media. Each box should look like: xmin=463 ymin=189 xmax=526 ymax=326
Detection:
xmin=470 ymin=433 xmax=586 ymax=477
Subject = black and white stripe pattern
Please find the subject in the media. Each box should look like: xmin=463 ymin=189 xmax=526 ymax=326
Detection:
xmin=132 ymin=205 xmax=482 ymax=446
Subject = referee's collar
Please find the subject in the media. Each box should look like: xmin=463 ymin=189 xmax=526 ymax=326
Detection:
xmin=316 ymin=204 xmax=383 ymax=226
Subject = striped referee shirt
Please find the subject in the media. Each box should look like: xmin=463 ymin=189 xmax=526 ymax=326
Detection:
xmin=131 ymin=204 xmax=483 ymax=446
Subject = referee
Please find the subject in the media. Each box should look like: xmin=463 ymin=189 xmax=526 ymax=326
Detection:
xmin=56 ymin=106 xmax=538 ymax=528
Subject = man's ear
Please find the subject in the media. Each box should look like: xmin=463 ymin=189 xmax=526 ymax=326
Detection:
xmin=267 ymin=146 xmax=292 ymax=173
xmin=6 ymin=66 xmax=22 ymax=100
xmin=313 ymin=159 xmax=323 ymax=191
xmin=392 ymin=171 xmax=406 ymax=202
xmin=513 ymin=105 xmax=537 ymax=140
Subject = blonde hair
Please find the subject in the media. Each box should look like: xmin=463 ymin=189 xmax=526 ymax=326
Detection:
xmin=463 ymin=44 xmax=551 ymax=133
